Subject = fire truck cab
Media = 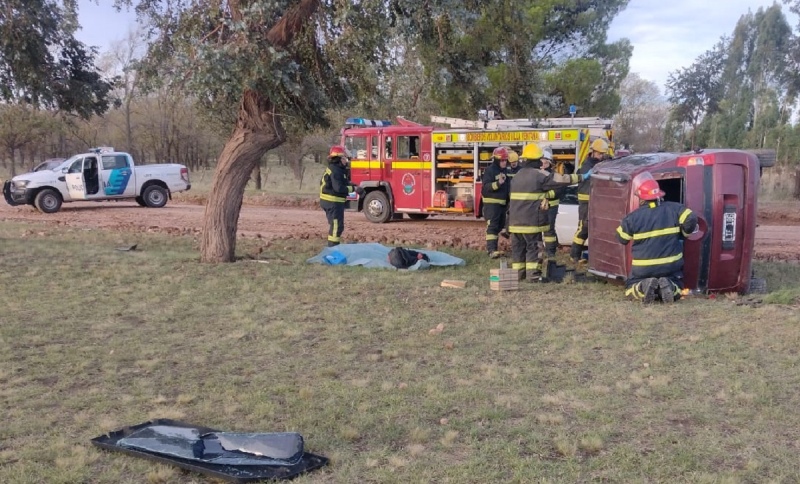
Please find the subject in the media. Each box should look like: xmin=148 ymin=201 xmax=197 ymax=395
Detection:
xmin=341 ymin=116 xmax=613 ymax=224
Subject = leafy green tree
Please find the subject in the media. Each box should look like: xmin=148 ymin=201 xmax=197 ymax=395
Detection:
xmin=0 ymin=0 xmax=115 ymax=118
xmin=666 ymin=39 xmax=727 ymax=149
xmin=614 ymin=73 xmax=669 ymax=151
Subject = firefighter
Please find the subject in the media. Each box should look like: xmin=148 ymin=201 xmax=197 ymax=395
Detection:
xmin=616 ymin=173 xmax=698 ymax=303
xmin=319 ymin=145 xmax=363 ymax=247
xmin=541 ymin=148 xmax=563 ymax=258
xmin=507 ymin=150 xmax=521 ymax=178
xmin=481 ymin=146 xmax=510 ymax=258
xmin=570 ymin=138 xmax=609 ymax=263
xmin=508 ymin=143 xmax=586 ymax=282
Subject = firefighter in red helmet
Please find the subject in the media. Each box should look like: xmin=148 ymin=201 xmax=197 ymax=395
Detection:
xmin=481 ymin=146 xmax=510 ymax=258
xmin=319 ymin=145 xmax=363 ymax=246
xmin=616 ymin=173 xmax=698 ymax=303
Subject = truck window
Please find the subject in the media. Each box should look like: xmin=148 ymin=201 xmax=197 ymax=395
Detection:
xmin=385 ymin=136 xmax=393 ymax=159
xmin=345 ymin=136 xmax=368 ymax=160
xmin=396 ymin=136 xmax=420 ymax=159
xmin=67 ymin=158 xmax=83 ymax=174
xmin=371 ymin=136 xmax=378 ymax=159
xmin=102 ymin=155 xmax=130 ymax=170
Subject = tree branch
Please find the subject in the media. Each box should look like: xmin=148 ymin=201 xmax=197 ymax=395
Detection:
xmin=266 ymin=0 xmax=321 ymax=48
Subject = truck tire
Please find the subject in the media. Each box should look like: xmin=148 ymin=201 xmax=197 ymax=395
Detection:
xmin=34 ymin=188 xmax=62 ymax=213
xmin=363 ymin=190 xmax=393 ymax=223
xmin=135 ymin=196 xmax=147 ymax=207
xmin=746 ymin=149 xmax=776 ymax=168
xmin=142 ymin=185 xmax=168 ymax=208
xmin=407 ymin=214 xmax=429 ymax=220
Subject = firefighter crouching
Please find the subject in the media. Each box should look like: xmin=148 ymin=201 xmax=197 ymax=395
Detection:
xmin=481 ymin=147 xmax=510 ymax=258
xmin=616 ymin=173 xmax=698 ymax=303
xmin=541 ymin=148 xmax=563 ymax=258
xmin=508 ymin=144 xmax=586 ymax=282
xmin=319 ymin=145 xmax=364 ymax=247
xmin=570 ymin=138 xmax=609 ymax=263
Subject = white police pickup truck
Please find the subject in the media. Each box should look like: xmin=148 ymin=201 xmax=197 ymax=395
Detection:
xmin=3 ymin=147 xmax=191 ymax=213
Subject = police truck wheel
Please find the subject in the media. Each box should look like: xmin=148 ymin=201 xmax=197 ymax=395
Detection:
xmin=135 ymin=196 xmax=147 ymax=207
xmin=363 ymin=190 xmax=393 ymax=223
xmin=34 ymin=189 xmax=62 ymax=213
xmin=407 ymin=214 xmax=429 ymax=220
xmin=142 ymin=185 xmax=168 ymax=208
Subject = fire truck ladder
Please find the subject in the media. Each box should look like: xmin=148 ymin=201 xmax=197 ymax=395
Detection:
xmin=430 ymin=115 xmax=612 ymax=131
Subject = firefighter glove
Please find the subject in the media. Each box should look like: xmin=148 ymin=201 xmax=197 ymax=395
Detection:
xmin=582 ymin=169 xmax=593 ymax=181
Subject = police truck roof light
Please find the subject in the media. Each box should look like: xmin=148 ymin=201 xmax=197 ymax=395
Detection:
xmin=345 ymin=118 xmax=392 ymax=127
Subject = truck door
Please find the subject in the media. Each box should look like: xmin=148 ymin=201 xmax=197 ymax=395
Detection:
xmin=100 ymin=154 xmax=136 ymax=197
xmin=391 ymin=134 xmax=426 ymax=211
xmin=65 ymin=157 xmax=88 ymax=200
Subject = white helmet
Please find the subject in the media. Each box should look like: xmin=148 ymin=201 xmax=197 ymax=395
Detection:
xmin=542 ymin=148 xmax=553 ymax=161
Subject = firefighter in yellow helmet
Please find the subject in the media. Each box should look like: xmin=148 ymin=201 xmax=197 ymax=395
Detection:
xmin=508 ymin=143 xmax=587 ymax=282
xmin=506 ymin=150 xmax=521 ymax=178
xmin=570 ymin=138 xmax=608 ymax=263
xmin=319 ymin=145 xmax=364 ymax=246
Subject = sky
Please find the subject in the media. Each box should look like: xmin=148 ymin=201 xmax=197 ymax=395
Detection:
xmin=76 ymin=0 xmax=795 ymax=94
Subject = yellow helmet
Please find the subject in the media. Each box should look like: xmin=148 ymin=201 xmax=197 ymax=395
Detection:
xmin=521 ymin=143 xmax=543 ymax=160
xmin=591 ymin=138 xmax=609 ymax=153
xmin=508 ymin=151 xmax=519 ymax=164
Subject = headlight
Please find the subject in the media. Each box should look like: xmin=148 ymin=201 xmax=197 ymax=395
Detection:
xmin=13 ymin=180 xmax=29 ymax=189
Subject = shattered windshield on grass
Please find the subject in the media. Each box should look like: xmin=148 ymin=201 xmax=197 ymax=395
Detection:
xmin=117 ymin=425 xmax=304 ymax=466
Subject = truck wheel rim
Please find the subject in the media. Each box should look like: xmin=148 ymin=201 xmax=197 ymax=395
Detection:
xmin=148 ymin=190 xmax=164 ymax=205
xmin=367 ymin=199 xmax=384 ymax=217
xmin=42 ymin=195 xmax=57 ymax=210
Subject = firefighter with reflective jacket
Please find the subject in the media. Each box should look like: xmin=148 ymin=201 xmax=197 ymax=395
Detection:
xmin=319 ymin=145 xmax=363 ymax=246
xmin=541 ymin=148 xmax=563 ymax=257
xmin=570 ymin=138 xmax=609 ymax=263
xmin=481 ymin=147 xmax=510 ymax=258
xmin=616 ymin=173 xmax=698 ymax=303
xmin=508 ymin=143 xmax=586 ymax=281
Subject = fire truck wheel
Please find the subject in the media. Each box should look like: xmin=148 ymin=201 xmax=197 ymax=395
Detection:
xmin=407 ymin=214 xmax=429 ymax=220
xmin=363 ymin=190 xmax=393 ymax=223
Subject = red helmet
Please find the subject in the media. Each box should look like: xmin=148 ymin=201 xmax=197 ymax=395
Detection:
xmin=328 ymin=145 xmax=347 ymax=158
xmin=636 ymin=179 xmax=665 ymax=201
xmin=492 ymin=147 xmax=509 ymax=162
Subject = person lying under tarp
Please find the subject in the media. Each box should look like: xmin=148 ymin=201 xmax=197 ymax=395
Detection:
xmin=307 ymin=243 xmax=465 ymax=270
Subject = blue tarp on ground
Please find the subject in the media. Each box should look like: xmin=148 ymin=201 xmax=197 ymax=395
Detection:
xmin=307 ymin=243 xmax=466 ymax=270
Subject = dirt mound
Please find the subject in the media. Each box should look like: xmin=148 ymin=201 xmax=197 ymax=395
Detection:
xmin=173 ymin=192 xmax=319 ymax=209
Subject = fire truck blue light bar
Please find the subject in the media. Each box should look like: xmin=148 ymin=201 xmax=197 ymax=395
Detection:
xmin=345 ymin=118 xmax=392 ymax=127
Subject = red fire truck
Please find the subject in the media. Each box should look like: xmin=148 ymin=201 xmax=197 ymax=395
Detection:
xmin=341 ymin=116 xmax=614 ymax=223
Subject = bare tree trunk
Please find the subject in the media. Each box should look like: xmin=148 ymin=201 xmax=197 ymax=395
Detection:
xmin=200 ymin=90 xmax=285 ymax=262
xmin=9 ymin=147 xmax=16 ymax=177
xmin=253 ymin=164 xmax=262 ymax=190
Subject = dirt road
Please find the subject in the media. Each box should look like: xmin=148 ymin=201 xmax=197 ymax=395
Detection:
xmin=1 ymin=199 xmax=799 ymax=262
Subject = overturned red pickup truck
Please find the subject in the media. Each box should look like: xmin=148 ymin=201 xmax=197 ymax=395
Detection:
xmin=587 ymin=149 xmax=766 ymax=294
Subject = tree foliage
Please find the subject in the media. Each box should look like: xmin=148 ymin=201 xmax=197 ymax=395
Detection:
xmin=0 ymin=0 xmax=115 ymax=118
xmin=614 ymin=73 xmax=669 ymax=152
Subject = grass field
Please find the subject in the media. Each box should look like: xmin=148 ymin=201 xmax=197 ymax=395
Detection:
xmin=1 ymin=222 xmax=800 ymax=483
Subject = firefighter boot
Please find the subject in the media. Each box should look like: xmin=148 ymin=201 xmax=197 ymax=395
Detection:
xmin=658 ymin=277 xmax=677 ymax=304
xmin=641 ymin=278 xmax=659 ymax=304
xmin=569 ymin=243 xmax=583 ymax=263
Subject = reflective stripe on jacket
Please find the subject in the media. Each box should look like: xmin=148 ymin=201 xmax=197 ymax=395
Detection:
xmin=320 ymin=162 xmax=354 ymax=204
xmin=616 ymin=201 xmax=698 ymax=279
xmin=481 ymin=162 xmax=509 ymax=205
xmin=508 ymin=166 xmax=578 ymax=234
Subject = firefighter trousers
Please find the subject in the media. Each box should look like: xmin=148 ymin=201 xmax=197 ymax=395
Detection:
xmin=511 ymin=233 xmax=542 ymax=279
xmin=544 ymin=205 xmax=559 ymax=257
xmin=322 ymin=201 xmax=345 ymax=246
xmin=570 ymin=202 xmax=589 ymax=261
xmin=483 ymin=202 xmax=506 ymax=254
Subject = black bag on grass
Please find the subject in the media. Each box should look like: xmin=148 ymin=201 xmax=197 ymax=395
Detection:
xmin=388 ymin=247 xmax=430 ymax=269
